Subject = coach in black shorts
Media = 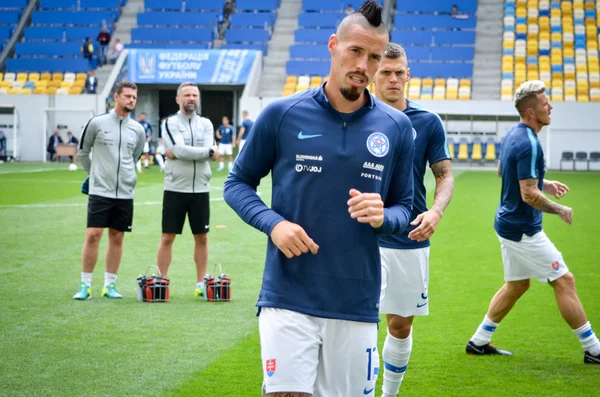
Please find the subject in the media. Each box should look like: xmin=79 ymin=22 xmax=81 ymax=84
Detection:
xmin=156 ymin=82 xmax=219 ymax=297
xmin=73 ymin=82 xmax=145 ymax=301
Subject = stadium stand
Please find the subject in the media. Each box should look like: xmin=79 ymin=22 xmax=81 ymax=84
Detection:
xmin=0 ymin=0 xmax=28 ymax=54
xmin=283 ymin=0 xmax=475 ymax=99
xmin=501 ymin=0 xmax=600 ymax=102
xmin=221 ymin=0 xmax=280 ymax=55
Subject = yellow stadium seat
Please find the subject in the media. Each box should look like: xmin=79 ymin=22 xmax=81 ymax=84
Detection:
xmin=471 ymin=142 xmax=483 ymax=162
xmin=60 ymin=81 xmax=73 ymax=89
xmin=516 ymin=24 xmax=527 ymax=33
xmin=457 ymin=142 xmax=469 ymax=161
xmin=286 ymin=75 xmax=297 ymax=84
xmin=40 ymin=72 xmax=51 ymax=81
xmin=577 ymin=95 xmax=589 ymax=102
xmin=485 ymin=143 xmax=496 ymax=161
xmin=459 ymin=79 xmax=471 ymax=87
xmin=51 ymin=72 xmax=63 ymax=81
xmin=282 ymin=89 xmax=294 ymax=97
xmin=28 ymin=73 xmax=40 ymax=82
xmin=72 ymin=80 xmax=85 ymax=89
xmin=20 ymin=88 xmax=32 ymax=95
xmin=36 ymin=80 xmax=48 ymax=88
xmin=8 ymin=88 xmax=21 ymax=94
xmin=448 ymin=142 xmax=455 ymax=159
xmin=446 ymin=88 xmax=458 ymax=100
xmin=501 ymin=87 xmax=513 ymax=97
xmin=16 ymin=73 xmax=27 ymax=81
xmin=422 ymin=78 xmax=433 ymax=87
xmin=550 ymin=9 xmax=561 ymax=18
xmin=503 ymin=40 xmax=514 ymax=49
xmin=310 ymin=76 xmax=322 ymax=85
xmin=75 ymin=73 xmax=87 ymax=81
xmin=420 ymin=94 xmax=432 ymax=100
xmin=410 ymin=77 xmax=421 ymax=86
xmin=68 ymin=87 xmax=83 ymax=95
xmin=0 ymin=81 xmax=10 ymax=89
xmin=34 ymin=87 xmax=46 ymax=94
xmin=434 ymin=78 xmax=445 ymax=86
xmin=46 ymin=87 xmax=58 ymax=95
xmin=0 ymin=72 xmax=3 ymax=81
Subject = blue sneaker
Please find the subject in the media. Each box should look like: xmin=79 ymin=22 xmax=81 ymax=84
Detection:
xmin=73 ymin=282 xmax=91 ymax=300
xmin=102 ymin=283 xmax=123 ymax=299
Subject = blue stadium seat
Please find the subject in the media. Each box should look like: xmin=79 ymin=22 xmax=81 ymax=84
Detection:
xmin=32 ymin=11 xmax=114 ymax=26
xmin=430 ymin=46 xmax=474 ymax=61
xmin=221 ymin=43 xmax=268 ymax=54
xmin=16 ymin=41 xmax=83 ymax=57
xmin=145 ymin=0 xmax=182 ymax=11
xmin=298 ymin=12 xmax=342 ymax=28
xmin=6 ymin=57 xmax=90 ymax=72
xmin=126 ymin=42 xmax=211 ymax=49
xmin=225 ymin=28 xmax=269 ymax=43
xmin=185 ymin=0 xmax=225 ymax=11
xmin=137 ymin=12 xmax=219 ymax=27
xmin=395 ymin=0 xmax=477 ymax=13
xmin=289 ymin=44 xmax=329 ymax=60
xmin=131 ymin=27 xmax=213 ymax=43
xmin=230 ymin=13 xmax=276 ymax=28
xmin=404 ymin=46 xmax=430 ymax=61
xmin=391 ymin=30 xmax=434 ymax=45
xmin=236 ymin=0 xmax=279 ymax=11
xmin=408 ymin=62 xmax=473 ymax=78
xmin=24 ymin=26 xmax=64 ymax=40
xmin=40 ymin=0 xmax=120 ymax=9
xmin=66 ymin=26 xmax=105 ymax=41
xmin=0 ymin=27 xmax=14 ymax=40
xmin=0 ymin=11 xmax=21 ymax=24
xmin=302 ymin=0 xmax=342 ymax=12
xmin=286 ymin=60 xmax=330 ymax=76
xmin=294 ymin=29 xmax=335 ymax=44
xmin=1 ymin=0 xmax=28 ymax=8
xmin=433 ymin=30 xmax=476 ymax=45
xmin=394 ymin=13 xmax=476 ymax=29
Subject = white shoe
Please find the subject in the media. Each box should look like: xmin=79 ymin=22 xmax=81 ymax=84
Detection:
xmin=217 ymin=167 xmax=224 ymax=171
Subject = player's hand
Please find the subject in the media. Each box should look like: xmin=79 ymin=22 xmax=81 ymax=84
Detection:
xmin=210 ymin=145 xmax=219 ymax=160
xmin=270 ymin=220 xmax=319 ymax=259
xmin=547 ymin=180 xmax=569 ymax=199
xmin=408 ymin=210 xmax=442 ymax=242
xmin=165 ymin=149 xmax=176 ymax=159
xmin=347 ymin=189 xmax=384 ymax=228
xmin=559 ymin=206 xmax=573 ymax=225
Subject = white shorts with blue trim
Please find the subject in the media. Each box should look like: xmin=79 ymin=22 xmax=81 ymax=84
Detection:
xmin=497 ymin=231 xmax=569 ymax=282
xmin=259 ymin=307 xmax=379 ymax=396
xmin=379 ymin=247 xmax=430 ymax=317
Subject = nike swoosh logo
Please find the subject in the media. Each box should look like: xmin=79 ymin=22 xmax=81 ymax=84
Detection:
xmin=470 ymin=345 xmax=484 ymax=354
xmin=298 ymin=131 xmax=323 ymax=140
xmin=363 ymin=387 xmax=374 ymax=395
xmin=416 ymin=302 xmax=428 ymax=308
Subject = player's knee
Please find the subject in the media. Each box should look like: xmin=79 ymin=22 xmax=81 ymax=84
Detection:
xmin=161 ymin=233 xmax=176 ymax=246
xmin=508 ymin=279 xmax=530 ymax=295
xmin=85 ymin=228 xmax=103 ymax=244
xmin=194 ymin=233 xmax=208 ymax=246
xmin=108 ymin=229 xmax=124 ymax=245
xmin=553 ymin=272 xmax=576 ymax=291
xmin=387 ymin=315 xmax=413 ymax=339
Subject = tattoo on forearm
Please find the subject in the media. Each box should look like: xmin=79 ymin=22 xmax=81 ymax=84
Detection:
xmin=430 ymin=160 xmax=454 ymax=216
xmin=520 ymin=179 xmax=562 ymax=214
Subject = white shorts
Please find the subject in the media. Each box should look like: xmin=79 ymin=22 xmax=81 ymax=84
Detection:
xmin=497 ymin=231 xmax=569 ymax=282
xmin=380 ymin=247 xmax=430 ymax=317
xmin=238 ymin=139 xmax=246 ymax=153
xmin=143 ymin=141 xmax=150 ymax=153
xmin=259 ymin=308 xmax=379 ymax=397
xmin=218 ymin=143 xmax=233 ymax=155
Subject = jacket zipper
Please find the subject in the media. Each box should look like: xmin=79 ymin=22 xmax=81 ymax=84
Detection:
xmin=116 ymin=119 xmax=122 ymax=198
xmin=189 ymin=118 xmax=196 ymax=193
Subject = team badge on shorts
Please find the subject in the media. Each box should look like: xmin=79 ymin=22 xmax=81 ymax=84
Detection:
xmin=366 ymin=132 xmax=389 ymax=158
xmin=552 ymin=261 xmax=560 ymax=271
xmin=266 ymin=359 xmax=276 ymax=377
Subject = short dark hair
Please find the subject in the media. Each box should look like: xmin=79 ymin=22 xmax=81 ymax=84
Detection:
xmin=177 ymin=82 xmax=199 ymax=96
xmin=115 ymin=81 xmax=137 ymax=95
xmin=337 ymin=1 xmax=387 ymax=38
xmin=383 ymin=43 xmax=407 ymax=60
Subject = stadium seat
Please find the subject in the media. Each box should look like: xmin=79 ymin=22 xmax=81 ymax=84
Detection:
xmin=457 ymin=139 xmax=469 ymax=161
xmin=485 ymin=138 xmax=497 ymax=161
xmin=447 ymin=138 xmax=455 ymax=159
xmin=471 ymin=138 xmax=483 ymax=162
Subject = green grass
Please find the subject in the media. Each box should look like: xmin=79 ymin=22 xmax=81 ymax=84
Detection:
xmin=0 ymin=164 xmax=598 ymax=397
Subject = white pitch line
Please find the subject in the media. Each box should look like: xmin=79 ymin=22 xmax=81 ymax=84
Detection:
xmin=0 ymin=168 xmax=66 ymax=175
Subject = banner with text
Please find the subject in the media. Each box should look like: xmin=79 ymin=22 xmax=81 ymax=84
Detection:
xmin=128 ymin=49 xmax=259 ymax=84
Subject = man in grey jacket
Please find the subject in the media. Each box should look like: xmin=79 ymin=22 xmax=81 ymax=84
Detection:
xmin=73 ymin=81 xmax=146 ymax=300
xmin=157 ymin=82 xmax=219 ymax=296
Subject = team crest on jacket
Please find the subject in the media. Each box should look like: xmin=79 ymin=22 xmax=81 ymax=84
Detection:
xmin=366 ymin=132 xmax=389 ymax=157
xmin=266 ymin=359 xmax=276 ymax=377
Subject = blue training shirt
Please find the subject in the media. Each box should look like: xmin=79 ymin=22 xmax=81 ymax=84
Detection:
xmin=218 ymin=125 xmax=235 ymax=144
xmin=223 ymin=84 xmax=415 ymax=323
xmin=138 ymin=120 xmax=153 ymax=138
xmin=494 ymin=122 xmax=545 ymax=242
xmin=379 ymin=99 xmax=451 ymax=250
xmin=241 ymin=118 xmax=254 ymax=141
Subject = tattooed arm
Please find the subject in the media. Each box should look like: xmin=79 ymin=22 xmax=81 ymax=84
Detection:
xmin=408 ymin=159 xmax=455 ymax=242
xmin=519 ymin=178 xmax=573 ymax=224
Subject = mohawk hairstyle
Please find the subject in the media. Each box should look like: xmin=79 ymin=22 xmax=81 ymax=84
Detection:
xmin=358 ymin=0 xmax=383 ymax=27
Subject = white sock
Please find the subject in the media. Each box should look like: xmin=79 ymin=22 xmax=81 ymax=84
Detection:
xmin=144 ymin=157 xmax=149 ymax=167
xmin=382 ymin=329 xmax=412 ymax=397
xmin=196 ymin=281 xmax=204 ymax=289
xmin=104 ymin=272 xmax=117 ymax=287
xmin=228 ymin=161 xmax=232 ymax=170
xmin=470 ymin=315 xmax=499 ymax=346
xmin=81 ymin=272 xmax=93 ymax=287
xmin=156 ymin=154 xmax=165 ymax=170
xmin=219 ymin=161 xmax=224 ymax=169
xmin=136 ymin=160 xmax=142 ymax=173
xmin=574 ymin=322 xmax=600 ymax=355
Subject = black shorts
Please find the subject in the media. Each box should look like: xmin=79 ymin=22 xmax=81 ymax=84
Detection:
xmin=162 ymin=191 xmax=210 ymax=235
xmin=87 ymin=195 xmax=134 ymax=232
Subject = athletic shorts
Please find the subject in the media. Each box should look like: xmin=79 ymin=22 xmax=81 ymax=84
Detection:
xmin=218 ymin=143 xmax=233 ymax=156
xmin=238 ymin=139 xmax=246 ymax=153
xmin=380 ymin=247 xmax=430 ymax=317
xmin=87 ymin=194 xmax=134 ymax=232
xmin=162 ymin=190 xmax=209 ymax=235
xmin=497 ymin=231 xmax=569 ymax=282
xmin=259 ymin=308 xmax=379 ymax=397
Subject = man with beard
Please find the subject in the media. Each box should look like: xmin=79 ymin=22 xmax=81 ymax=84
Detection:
xmin=223 ymin=2 xmax=415 ymax=395
xmin=466 ymin=80 xmax=600 ymax=365
xmin=156 ymin=82 xmax=219 ymax=297
xmin=73 ymin=81 xmax=145 ymax=300
xmin=373 ymin=43 xmax=454 ymax=396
